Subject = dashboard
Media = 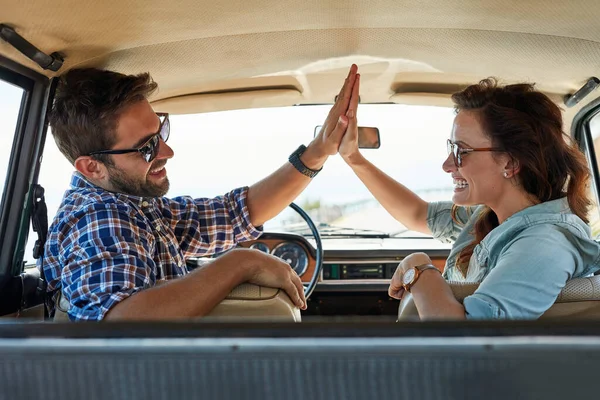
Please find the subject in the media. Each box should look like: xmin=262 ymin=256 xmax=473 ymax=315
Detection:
xmin=238 ymin=232 xmax=449 ymax=288
xmin=236 ymin=233 xmax=318 ymax=282
xmin=190 ymin=232 xmax=451 ymax=317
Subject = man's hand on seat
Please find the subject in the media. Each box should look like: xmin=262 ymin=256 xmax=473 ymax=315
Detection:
xmin=242 ymin=249 xmax=307 ymax=310
xmin=105 ymin=247 xmax=307 ymax=320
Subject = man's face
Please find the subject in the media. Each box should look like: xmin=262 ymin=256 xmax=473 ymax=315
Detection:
xmin=104 ymin=100 xmax=174 ymax=197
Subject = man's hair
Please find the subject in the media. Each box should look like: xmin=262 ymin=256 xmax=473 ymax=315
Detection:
xmin=48 ymin=68 xmax=158 ymax=165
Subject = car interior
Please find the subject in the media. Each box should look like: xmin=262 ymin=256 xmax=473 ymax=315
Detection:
xmin=2 ymin=1 xmax=600 ymax=398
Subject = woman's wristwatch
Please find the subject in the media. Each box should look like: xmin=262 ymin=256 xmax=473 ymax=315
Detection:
xmin=401 ymin=263 xmax=440 ymax=292
xmin=289 ymin=145 xmax=322 ymax=178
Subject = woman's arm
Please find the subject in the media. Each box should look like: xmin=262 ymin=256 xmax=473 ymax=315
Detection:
xmin=343 ymin=154 xmax=430 ymax=235
xmin=390 ymin=252 xmax=465 ymax=319
xmin=393 ymin=225 xmax=580 ymax=320
xmin=338 ymin=92 xmax=430 ymax=235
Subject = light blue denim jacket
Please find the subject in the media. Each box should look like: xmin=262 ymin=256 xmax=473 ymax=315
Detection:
xmin=427 ymin=198 xmax=600 ymax=319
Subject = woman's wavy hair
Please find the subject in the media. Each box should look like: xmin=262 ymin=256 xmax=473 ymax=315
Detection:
xmin=451 ymin=78 xmax=591 ymax=276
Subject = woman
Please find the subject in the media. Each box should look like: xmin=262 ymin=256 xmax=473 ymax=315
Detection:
xmin=340 ymin=76 xmax=600 ymax=319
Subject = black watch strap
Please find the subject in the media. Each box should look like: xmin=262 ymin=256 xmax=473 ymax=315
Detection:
xmin=288 ymin=145 xmax=322 ymax=178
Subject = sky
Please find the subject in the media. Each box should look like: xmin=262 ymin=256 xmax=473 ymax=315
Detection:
xmin=0 ymin=80 xmax=23 ymax=195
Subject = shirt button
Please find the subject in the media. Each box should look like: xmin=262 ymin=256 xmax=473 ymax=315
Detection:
xmin=155 ymin=225 xmax=162 ymax=232
xmin=142 ymin=201 xmax=149 ymax=207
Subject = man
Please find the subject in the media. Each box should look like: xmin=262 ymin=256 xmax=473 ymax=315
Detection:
xmin=40 ymin=65 xmax=360 ymax=321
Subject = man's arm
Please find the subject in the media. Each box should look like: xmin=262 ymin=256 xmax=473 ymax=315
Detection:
xmin=61 ymin=204 xmax=304 ymax=321
xmin=163 ymin=188 xmax=263 ymax=258
xmin=246 ymin=65 xmax=360 ymax=227
xmin=105 ymin=248 xmax=306 ymax=320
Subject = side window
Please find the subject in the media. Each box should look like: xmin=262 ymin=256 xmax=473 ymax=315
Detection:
xmin=0 ymin=79 xmax=24 ymax=209
xmin=22 ymin=132 xmax=73 ymax=265
xmin=587 ymin=112 xmax=600 ymax=238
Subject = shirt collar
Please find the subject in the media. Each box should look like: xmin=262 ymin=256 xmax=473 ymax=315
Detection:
xmin=70 ymin=171 xmax=96 ymax=189
xmin=505 ymin=197 xmax=570 ymax=222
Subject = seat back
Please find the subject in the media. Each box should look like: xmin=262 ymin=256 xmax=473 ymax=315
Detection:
xmin=206 ymin=283 xmax=301 ymax=321
xmin=398 ymin=275 xmax=600 ymax=320
xmin=53 ymin=283 xmax=301 ymax=321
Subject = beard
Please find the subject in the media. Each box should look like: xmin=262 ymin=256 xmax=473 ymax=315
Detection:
xmin=106 ymin=163 xmax=169 ymax=198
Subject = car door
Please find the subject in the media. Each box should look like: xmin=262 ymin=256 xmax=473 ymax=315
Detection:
xmin=0 ymin=53 xmax=52 ymax=316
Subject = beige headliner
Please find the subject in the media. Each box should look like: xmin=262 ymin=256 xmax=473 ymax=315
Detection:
xmin=2 ymin=0 xmax=600 ymax=124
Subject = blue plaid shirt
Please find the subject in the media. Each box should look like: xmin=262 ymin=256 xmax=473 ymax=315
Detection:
xmin=39 ymin=172 xmax=262 ymax=321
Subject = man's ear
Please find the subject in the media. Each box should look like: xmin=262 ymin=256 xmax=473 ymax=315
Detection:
xmin=74 ymin=156 xmax=107 ymax=181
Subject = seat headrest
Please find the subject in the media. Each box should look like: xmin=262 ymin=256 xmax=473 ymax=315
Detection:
xmin=446 ymin=275 xmax=600 ymax=303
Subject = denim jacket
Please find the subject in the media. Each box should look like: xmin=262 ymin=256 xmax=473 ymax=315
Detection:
xmin=427 ymin=198 xmax=600 ymax=319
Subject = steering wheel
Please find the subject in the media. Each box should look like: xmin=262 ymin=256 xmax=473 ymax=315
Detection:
xmin=192 ymin=202 xmax=323 ymax=298
xmin=288 ymin=202 xmax=323 ymax=299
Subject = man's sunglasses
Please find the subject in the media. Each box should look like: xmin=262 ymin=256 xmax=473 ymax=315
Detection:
xmin=447 ymin=139 xmax=502 ymax=168
xmin=88 ymin=113 xmax=170 ymax=163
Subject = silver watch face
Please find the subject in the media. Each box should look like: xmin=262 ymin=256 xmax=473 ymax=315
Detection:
xmin=402 ymin=268 xmax=416 ymax=286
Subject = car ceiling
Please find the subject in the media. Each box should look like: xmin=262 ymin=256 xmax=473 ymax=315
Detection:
xmin=2 ymin=0 xmax=600 ymax=121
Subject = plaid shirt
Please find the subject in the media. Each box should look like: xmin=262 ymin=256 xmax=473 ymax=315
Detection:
xmin=39 ymin=172 xmax=262 ymax=321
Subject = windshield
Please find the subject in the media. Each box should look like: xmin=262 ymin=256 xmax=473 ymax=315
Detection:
xmin=25 ymin=103 xmax=457 ymax=263
xmin=166 ymin=104 xmax=455 ymax=236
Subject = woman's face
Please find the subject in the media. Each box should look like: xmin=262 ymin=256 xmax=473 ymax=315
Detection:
xmin=443 ymin=110 xmax=509 ymax=206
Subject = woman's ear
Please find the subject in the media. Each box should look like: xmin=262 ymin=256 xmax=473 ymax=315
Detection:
xmin=74 ymin=156 xmax=107 ymax=180
xmin=503 ymin=156 xmax=520 ymax=178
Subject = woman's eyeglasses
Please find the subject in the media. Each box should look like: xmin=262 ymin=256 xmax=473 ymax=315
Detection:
xmin=447 ymin=139 xmax=502 ymax=167
xmin=88 ymin=113 xmax=170 ymax=163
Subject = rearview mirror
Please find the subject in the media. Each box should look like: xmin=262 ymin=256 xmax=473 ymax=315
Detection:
xmin=314 ymin=126 xmax=381 ymax=149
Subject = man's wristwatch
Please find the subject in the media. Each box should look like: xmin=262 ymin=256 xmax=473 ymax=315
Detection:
xmin=289 ymin=145 xmax=322 ymax=178
xmin=401 ymin=263 xmax=440 ymax=293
